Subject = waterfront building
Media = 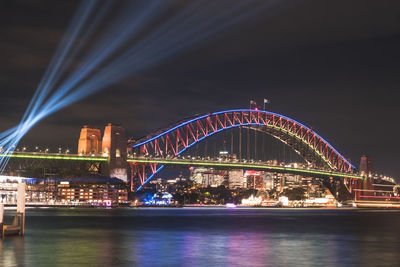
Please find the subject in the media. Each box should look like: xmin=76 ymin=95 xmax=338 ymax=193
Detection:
xmin=142 ymin=192 xmax=173 ymax=205
xmin=264 ymin=173 xmax=274 ymax=190
xmin=190 ymin=168 xmax=225 ymax=187
xmin=244 ymin=170 xmax=264 ymax=189
xmin=0 ymin=176 xmax=34 ymax=204
xmin=27 ymin=177 xmax=128 ymax=205
xmin=228 ymin=170 xmax=244 ymax=189
xmin=241 ymin=195 xmax=262 ymax=206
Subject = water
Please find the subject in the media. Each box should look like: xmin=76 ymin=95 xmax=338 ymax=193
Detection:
xmin=1 ymin=208 xmax=400 ymax=267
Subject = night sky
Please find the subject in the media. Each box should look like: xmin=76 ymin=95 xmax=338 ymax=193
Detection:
xmin=1 ymin=0 xmax=400 ymax=178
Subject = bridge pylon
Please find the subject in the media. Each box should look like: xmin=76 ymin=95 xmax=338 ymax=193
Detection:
xmin=102 ymin=123 xmax=128 ymax=182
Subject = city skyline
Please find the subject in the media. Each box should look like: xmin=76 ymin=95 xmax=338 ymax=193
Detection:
xmin=1 ymin=0 xmax=400 ymax=178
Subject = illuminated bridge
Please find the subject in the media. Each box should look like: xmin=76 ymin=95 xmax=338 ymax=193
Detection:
xmin=129 ymin=109 xmax=363 ymax=192
xmin=3 ymin=109 xmax=367 ymax=195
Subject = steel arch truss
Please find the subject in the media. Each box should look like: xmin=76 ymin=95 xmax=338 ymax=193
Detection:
xmin=131 ymin=109 xmax=355 ymax=190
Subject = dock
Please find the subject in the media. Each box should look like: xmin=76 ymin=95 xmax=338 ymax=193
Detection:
xmin=0 ymin=182 xmax=25 ymax=237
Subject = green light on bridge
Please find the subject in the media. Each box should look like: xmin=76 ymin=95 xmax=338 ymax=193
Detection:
xmin=2 ymin=153 xmax=108 ymax=162
xmin=128 ymin=158 xmax=363 ymax=180
xmin=3 ymin=153 xmax=363 ymax=180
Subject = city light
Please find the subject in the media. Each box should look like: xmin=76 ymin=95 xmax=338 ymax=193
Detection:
xmin=242 ymin=195 xmax=262 ymax=206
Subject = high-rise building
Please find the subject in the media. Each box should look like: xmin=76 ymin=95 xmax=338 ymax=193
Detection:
xmin=190 ymin=168 xmax=226 ymax=187
xmin=264 ymin=173 xmax=274 ymax=190
xmin=245 ymin=171 xmax=264 ymax=189
xmin=228 ymin=170 xmax=244 ymax=189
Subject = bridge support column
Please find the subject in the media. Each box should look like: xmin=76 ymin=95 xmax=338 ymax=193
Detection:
xmin=129 ymin=162 xmax=159 ymax=191
xmin=323 ymin=177 xmax=353 ymax=202
xmin=102 ymin=123 xmax=127 ymax=182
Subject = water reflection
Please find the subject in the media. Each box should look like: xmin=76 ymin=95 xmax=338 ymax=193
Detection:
xmin=1 ymin=208 xmax=400 ymax=266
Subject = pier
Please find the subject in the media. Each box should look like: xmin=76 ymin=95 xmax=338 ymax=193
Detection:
xmin=0 ymin=183 xmax=25 ymax=237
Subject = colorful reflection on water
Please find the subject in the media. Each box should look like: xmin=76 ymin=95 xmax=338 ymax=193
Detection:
xmin=1 ymin=208 xmax=400 ymax=266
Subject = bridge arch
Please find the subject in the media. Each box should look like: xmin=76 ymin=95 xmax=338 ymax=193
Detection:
xmin=132 ymin=109 xmax=354 ymax=189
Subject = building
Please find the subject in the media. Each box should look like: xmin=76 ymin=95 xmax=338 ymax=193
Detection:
xmin=245 ymin=170 xmax=264 ymax=189
xmin=190 ymin=168 xmax=226 ymax=187
xmin=228 ymin=170 xmax=244 ymax=189
xmin=264 ymin=173 xmax=274 ymax=190
xmin=27 ymin=177 xmax=128 ymax=205
xmin=0 ymin=175 xmax=34 ymax=204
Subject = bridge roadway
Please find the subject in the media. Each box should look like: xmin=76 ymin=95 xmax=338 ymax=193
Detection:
xmin=127 ymin=157 xmax=363 ymax=180
xmin=3 ymin=152 xmax=364 ymax=180
xmin=2 ymin=152 xmax=107 ymax=161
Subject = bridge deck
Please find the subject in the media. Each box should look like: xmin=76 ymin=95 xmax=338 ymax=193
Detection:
xmin=127 ymin=158 xmax=363 ymax=180
xmin=2 ymin=152 xmax=363 ymax=180
xmin=2 ymin=152 xmax=108 ymax=161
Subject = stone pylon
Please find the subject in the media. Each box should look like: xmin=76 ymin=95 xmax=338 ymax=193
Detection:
xmin=102 ymin=123 xmax=127 ymax=182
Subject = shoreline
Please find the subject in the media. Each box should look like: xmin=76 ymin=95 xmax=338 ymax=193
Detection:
xmin=3 ymin=204 xmax=400 ymax=210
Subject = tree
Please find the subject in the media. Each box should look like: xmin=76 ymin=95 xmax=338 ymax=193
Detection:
xmin=282 ymin=187 xmax=306 ymax=201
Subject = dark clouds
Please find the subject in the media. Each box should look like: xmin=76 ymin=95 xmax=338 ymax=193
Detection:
xmin=1 ymin=0 xmax=400 ymax=177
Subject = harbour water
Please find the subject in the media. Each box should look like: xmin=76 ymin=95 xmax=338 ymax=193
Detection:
xmin=1 ymin=208 xmax=400 ymax=266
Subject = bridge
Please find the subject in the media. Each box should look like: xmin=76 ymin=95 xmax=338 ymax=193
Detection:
xmin=2 ymin=152 xmax=363 ymax=179
xmin=3 ymin=109 xmax=370 ymax=197
xmin=128 ymin=109 xmax=362 ymax=191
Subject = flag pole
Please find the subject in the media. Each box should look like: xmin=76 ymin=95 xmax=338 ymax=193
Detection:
xmin=263 ymin=99 xmax=270 ymax=110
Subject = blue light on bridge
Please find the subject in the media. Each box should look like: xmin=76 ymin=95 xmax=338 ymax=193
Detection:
xmin=136 ymin=165 xmax=165 ymax=192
